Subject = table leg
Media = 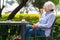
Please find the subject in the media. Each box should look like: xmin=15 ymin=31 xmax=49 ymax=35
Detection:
xmin=20 ymin=24 xmax=25 ymax=40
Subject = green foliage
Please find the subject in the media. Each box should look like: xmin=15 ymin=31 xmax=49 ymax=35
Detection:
xmin=32 ymin=0 xmax=59 ymax=9
xmin=1 ymin=14 xmax=39 ymax=24
xmin=0 ymin=13 xmax=60 ymax=40
xmin=51 ymin=0 xmax=59 ymax=5
xmin=32 ymin=0 xmax=49 ymax=9
xmin=16 ymin=0 xmax=59 ymax=9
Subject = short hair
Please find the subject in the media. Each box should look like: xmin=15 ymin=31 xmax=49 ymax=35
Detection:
xmin=43 ymin=1 xmax=55 ymax=11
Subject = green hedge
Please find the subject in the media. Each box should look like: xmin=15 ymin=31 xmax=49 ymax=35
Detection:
xmin=0 ymin=14 xmax=60 ymax=40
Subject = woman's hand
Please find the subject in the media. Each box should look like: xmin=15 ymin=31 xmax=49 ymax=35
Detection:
xmin=32 ymin=24 xmax=38 ymax=29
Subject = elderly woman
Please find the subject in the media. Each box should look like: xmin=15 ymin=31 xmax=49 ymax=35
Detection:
xmin=25 ymin=1 xmax=55 ymax=40
xmin=24 ymin=1 xmax=56 ymax=40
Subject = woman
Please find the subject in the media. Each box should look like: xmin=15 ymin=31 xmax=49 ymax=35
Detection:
xmin=18 ymin=1 xmax=56 ymax=40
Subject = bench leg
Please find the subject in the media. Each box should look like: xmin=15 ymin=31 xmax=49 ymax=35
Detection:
xmin=45 ymin=37 xmax=48 ymax=40
xmin=52 ymin=36 xmax=54 ymax=40
xmin=34 ymin=37 xmax=36 ymax=40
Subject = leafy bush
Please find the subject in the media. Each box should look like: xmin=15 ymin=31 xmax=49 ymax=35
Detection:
xmin=1 ymin=14 xmax=39 ymax=24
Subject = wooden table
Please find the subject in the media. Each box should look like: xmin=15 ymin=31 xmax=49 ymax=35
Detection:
xmin=0 ymin=20 xmax=29 ymax=40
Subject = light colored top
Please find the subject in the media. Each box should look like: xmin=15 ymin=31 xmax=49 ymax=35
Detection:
xmin=36 ymin=12 xmax=56 ymax=37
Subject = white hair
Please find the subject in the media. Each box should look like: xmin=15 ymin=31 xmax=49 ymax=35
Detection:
xmin=43 ymin=1 xmax=55 ymax=10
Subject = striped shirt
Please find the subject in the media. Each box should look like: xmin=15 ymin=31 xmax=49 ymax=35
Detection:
xmin=37 ymin=12 xmax=56 ymax=37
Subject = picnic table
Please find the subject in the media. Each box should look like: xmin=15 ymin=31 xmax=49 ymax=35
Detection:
xmin=0 ymin=19 xmax=29 ymax=40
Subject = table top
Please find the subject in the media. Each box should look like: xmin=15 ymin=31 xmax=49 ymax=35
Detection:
xmin=0 ymin=20 xmax=29 ymax=25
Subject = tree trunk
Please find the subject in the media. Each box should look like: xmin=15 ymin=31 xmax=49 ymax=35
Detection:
xmin=0 ymin=6 xmax=4 ymax=17
xmin=0 ymin=9 xmax=2 ymax=17
xmin=7 ymin=0 xmax=28 ymax=20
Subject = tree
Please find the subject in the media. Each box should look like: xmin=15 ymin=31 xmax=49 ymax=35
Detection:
xmin=7 ymin=0 xmax=59 ymax=20
xmin=7 ymin=0 xmax=28 ymax=20
xmin=0 ymin=0 xmax=15 ymax=18
xmin=0 ymin=0 xmax=5 ymax=17
xmin=0 ymin=6 xmax=5 ymax=17
xmin=16 ymin=0 xmax=29 ymax=13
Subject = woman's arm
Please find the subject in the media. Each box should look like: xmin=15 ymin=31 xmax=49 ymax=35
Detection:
xmin=37 ymin=14 xmax=56 ymax=28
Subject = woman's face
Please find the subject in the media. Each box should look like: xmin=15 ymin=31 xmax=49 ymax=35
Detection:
xmin=44 ymin=6 xmax=50 ymax=12
xmin=43 ymin=5 xmax=51 ymax=13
